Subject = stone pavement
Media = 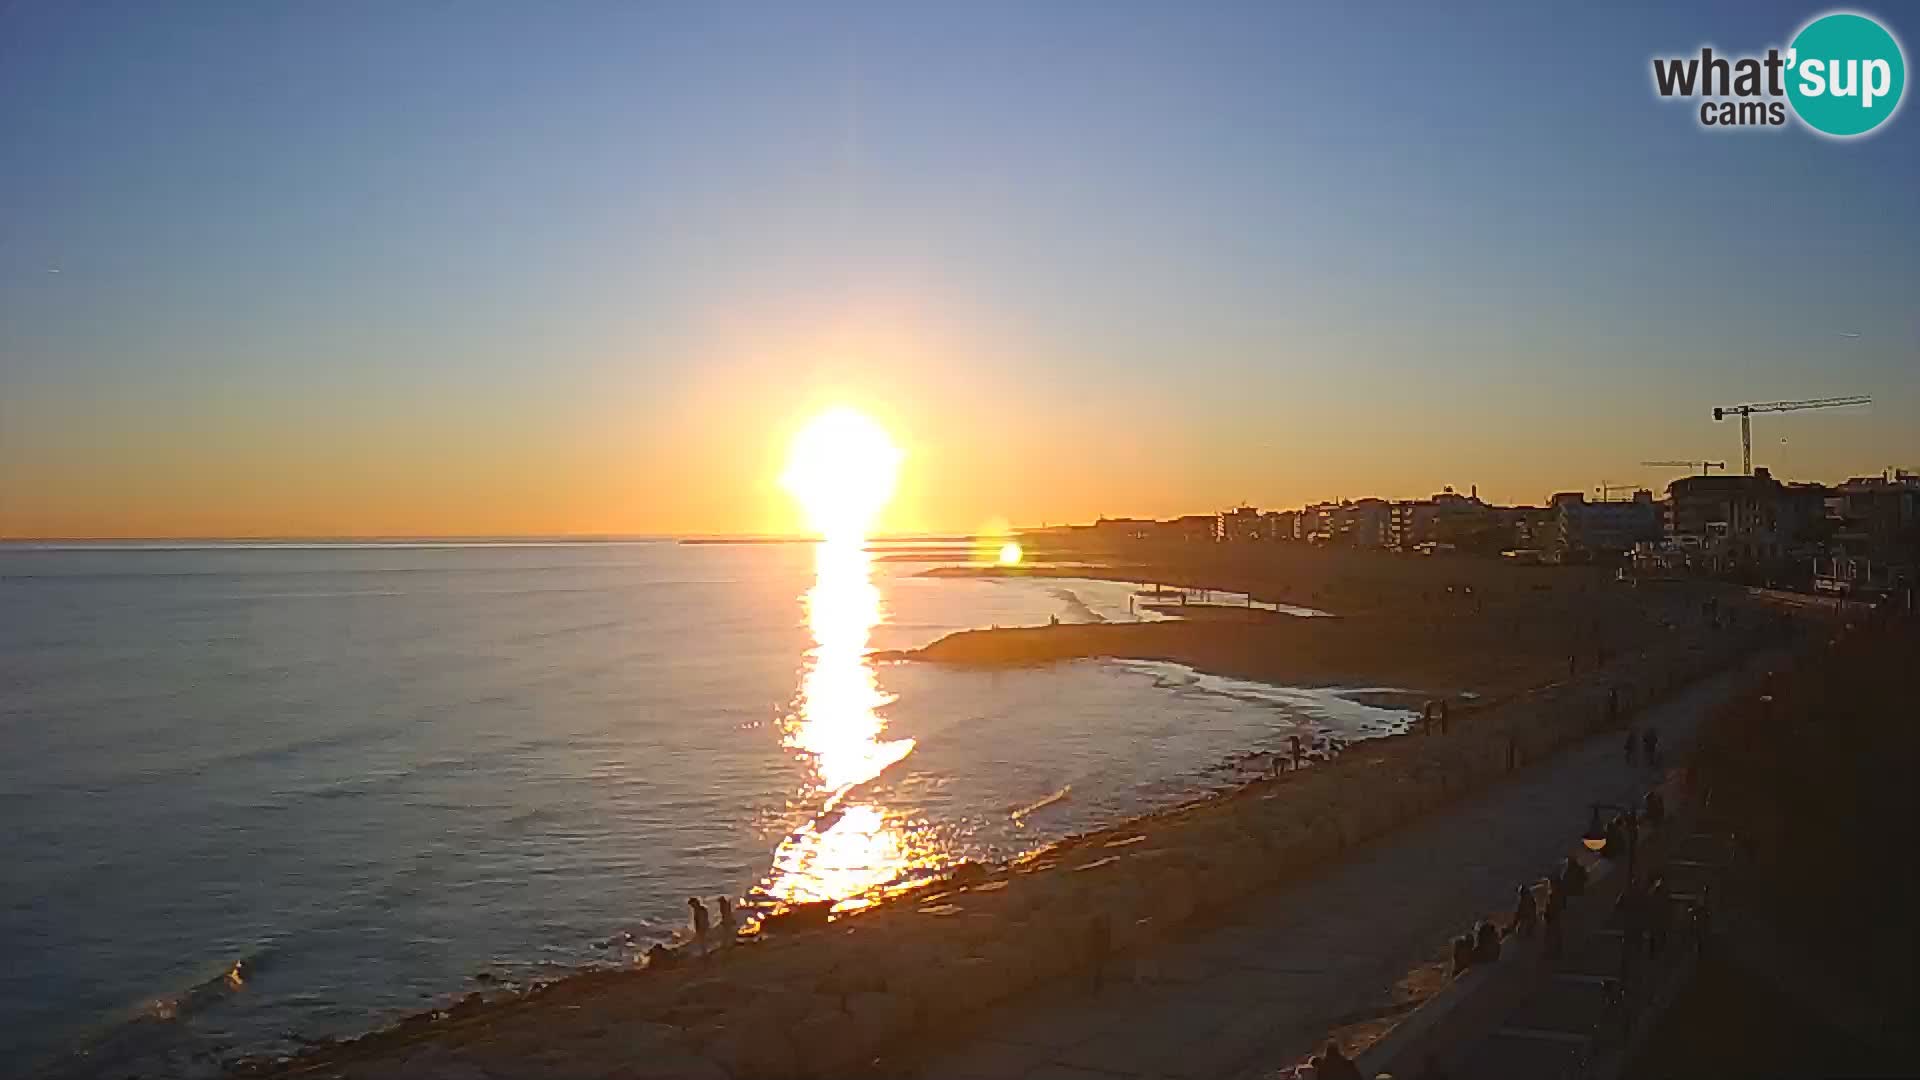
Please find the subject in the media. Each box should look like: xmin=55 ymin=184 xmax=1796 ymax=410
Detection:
xmin=908 ymin=653 xmax=1776 ymax=1080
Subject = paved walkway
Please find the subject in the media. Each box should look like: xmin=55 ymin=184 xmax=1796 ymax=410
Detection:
xmin=909 ymin=653 xmax=1774 ymax=1080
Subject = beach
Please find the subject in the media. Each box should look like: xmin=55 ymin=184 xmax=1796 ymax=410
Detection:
xmin=228 ymin=548 xmax=1775 ymax=1080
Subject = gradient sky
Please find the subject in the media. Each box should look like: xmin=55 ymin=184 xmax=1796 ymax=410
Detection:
xmin=2 ymin=1 xmax=1916 ymax=538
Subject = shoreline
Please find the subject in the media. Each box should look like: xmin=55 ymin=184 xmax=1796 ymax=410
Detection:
xmin=230 ymin=569 xmax=1760 ymax=1080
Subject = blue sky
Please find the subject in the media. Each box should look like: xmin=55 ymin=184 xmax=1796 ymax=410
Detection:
xmin=1 ymin=1 xmax=1915 ymax=536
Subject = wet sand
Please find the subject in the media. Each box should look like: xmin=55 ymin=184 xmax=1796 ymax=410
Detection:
xmin=889 ymin=580 xmax=1693 ymax=706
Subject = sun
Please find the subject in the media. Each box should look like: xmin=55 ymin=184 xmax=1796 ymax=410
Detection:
xmin=997 ymin=541 xmax=1022 ymax=565
xmin=781 ymin=407 xmax=903 ymax=541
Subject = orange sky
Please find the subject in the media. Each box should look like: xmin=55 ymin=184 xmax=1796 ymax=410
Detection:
xmin=5 ymin=335 xmax=1907 ymax=540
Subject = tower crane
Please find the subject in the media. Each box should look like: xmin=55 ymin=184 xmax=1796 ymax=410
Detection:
xmin=1640 ymin=459 xmax=1727 ymax=475
xmin=1595 ymin=482 xmax=1642 ymax=502
xmin=1713 ymin=396 xmax=1871 ymax=475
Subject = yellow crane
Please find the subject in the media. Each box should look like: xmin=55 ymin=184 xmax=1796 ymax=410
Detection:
xmin=1713 ymin=396 xmax=1871 ymax=475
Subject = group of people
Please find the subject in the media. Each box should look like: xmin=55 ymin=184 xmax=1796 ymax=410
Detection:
xmin=1449 ymin=919 xmax=1504 ymax=974
xmin=1265 ymin=733 xmax=1318 ymax=777
xmin=650 ymin=895 xmax=736 ymax=968
xmin=1474 ymin=852 xmax=1591 ymax=974
xmin=689 ymin=894 xmax=735 ymax=942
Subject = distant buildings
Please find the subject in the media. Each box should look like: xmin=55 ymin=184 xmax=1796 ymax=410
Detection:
xmin=1829 ymin=472 xmax=1919 ymax=562
xmin=1066 ymin=467 xmax=1915 ymax=595
xmin=1632 ymin=467 xmax=1917 ymax=590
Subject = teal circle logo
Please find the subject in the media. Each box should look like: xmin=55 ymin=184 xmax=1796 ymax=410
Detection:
xmin=1786 ymin=12 xmax=1906 ymax=137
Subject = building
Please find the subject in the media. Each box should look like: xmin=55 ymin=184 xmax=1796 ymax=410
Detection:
xmin=1262 ymin=510 xmax=1297 ymax=541
xmin=1296 ymin=503 xmax=1330 ymax=542
xmin=1386 ymin=487 xmax=1499 ymax=552
xmin=1549 ymin=490 xmax=1661 ymax=562
xmin=1388 ymin=500 xmax=1435 ymax=551
xmin=1169 ymin=514 xmax=1220 ymax=543
xmin=1348 ymin=498 xmax=1390 ymax=548
xmin=1828 ymin=471 xmax=1919 ymax=563
xmin=1506 ymin=505 xmax=1555 ymax=552
xmin=1298 ymin=499 xmax=1388 ymax=547
xmin=1217 ymin=505 xmax=1265 ymax=543
xmin=1664 ymin=468 xmax=1825 ymax=571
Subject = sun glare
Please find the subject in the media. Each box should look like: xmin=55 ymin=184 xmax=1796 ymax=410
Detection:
xmin=781 ymin=407 xmax=903 ymax=542
xmin=998 ymin=541 xmax=1022 ymax=565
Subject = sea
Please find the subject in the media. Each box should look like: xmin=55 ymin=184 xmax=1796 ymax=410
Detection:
xmin=0 ymin=539 xmax=1414 ymax=1077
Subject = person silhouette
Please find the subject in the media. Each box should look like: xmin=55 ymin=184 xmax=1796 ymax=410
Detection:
xmin=688 ymin=897 xmax=711 ymax=952
xmin=1512 ymin=883 xmax=1538 ymax=937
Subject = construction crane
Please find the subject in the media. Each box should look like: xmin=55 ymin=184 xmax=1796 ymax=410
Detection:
xmin=1714 ymin=396 xmax=1871 ymax=475
xmin=1595 ymin=482 xmax=1642 ymax=502
xmin=1641 ymin=459 xmax=1727 ymax=475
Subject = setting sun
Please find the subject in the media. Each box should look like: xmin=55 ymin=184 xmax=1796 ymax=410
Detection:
xmin=780 ymin=407 xmax=903 ymax=541
xmin=998 ymin=541 xmax=1022 ymax=565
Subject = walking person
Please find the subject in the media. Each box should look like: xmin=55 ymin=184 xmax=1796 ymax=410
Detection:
xmin=1543 ymin=882 xmax=1565 ymax=960
xmin=1561 ymin=855 xmax=1587 ymax=897
xmin=1624 ymin=727 xmax=1637 ymax=764
xmin=1643 ymin=727 xmax=1661 ymax=769
xmin=1450 ymin=933 xmax=1475 ymax=976
xmin=1512 ymin=882 xmax=1538 ymax=938
xmin=716 ymin=896 xmax=735 ymax=940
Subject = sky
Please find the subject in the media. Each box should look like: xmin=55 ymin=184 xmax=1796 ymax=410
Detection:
xmin=1 ymin=1 xmax=1916 ymax=538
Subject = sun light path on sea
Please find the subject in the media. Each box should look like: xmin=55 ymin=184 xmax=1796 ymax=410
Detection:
xmin=760 ymin=409 xmax=942 ymax=912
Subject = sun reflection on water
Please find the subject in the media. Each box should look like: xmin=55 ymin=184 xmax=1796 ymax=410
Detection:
xmin=761 ymin=537 xmax=940 ymax=912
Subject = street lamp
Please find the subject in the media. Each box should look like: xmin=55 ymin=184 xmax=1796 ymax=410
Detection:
xmin=1582 ymin=802 xmax=1638 ymax=884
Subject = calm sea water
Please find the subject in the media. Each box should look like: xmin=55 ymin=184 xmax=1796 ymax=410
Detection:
xmin=0 ymin=541 xmax=1410 ymax=1077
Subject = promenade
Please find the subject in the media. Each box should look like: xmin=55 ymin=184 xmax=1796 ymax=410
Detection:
xmin=908 ymin=653 xmax=1773 ymax=1080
